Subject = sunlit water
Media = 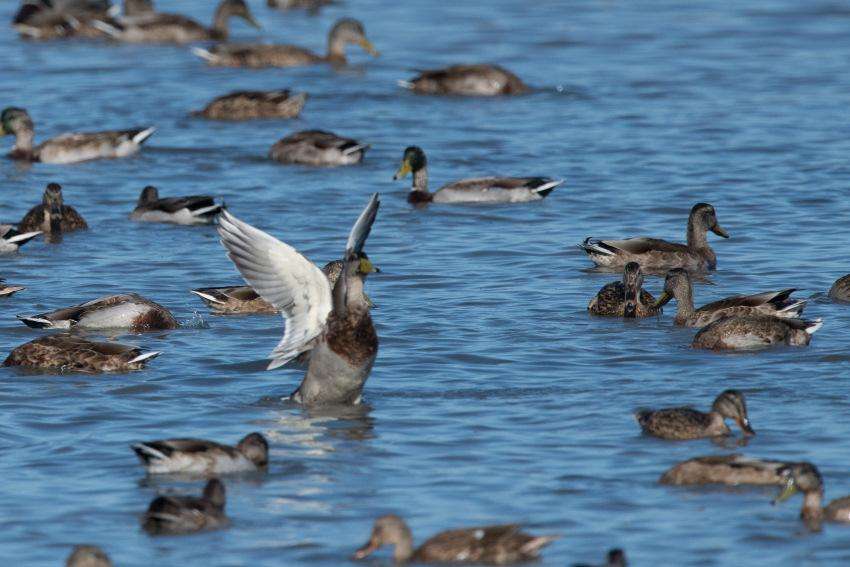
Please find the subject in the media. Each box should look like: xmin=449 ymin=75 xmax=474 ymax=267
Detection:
xmin=2 ymin=0 xmax=850 ymax=565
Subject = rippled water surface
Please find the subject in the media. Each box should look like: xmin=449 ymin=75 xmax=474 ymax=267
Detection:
xmin=2 ymin=0 xmax=850 ymax=565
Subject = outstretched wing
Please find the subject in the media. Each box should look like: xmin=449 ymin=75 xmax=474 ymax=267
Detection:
xmin=345 ymin=193 xmax=380 ymax=256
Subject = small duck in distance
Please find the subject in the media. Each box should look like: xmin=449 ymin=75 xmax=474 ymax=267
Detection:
xmin=588 ymin=262 xmax=658 ymax=317
xmin=0 ymin=279 xmax=25 ymax=297
xmin=142 ymin=479 xmax=229 ymax=535
xmin=130 ymin=186 xmax=224 ymax=225
xmin=193 ymin=89 xmax=307 ymax=121
xmin=19 ymin=183 xmax=87 ymax=237
xmin=400 ymin=64 xmax=529 ymax=96
xmin=132 ymin=432 xmax=268 ymax=475
xmin=636 ymin=389 xmax=755 ymax=440
xmin=773 ymin=462 xmax=850 ymax=530
xmin=692 ymin=315 xmax=822 ymax=351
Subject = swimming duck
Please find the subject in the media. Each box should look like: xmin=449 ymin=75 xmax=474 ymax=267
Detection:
xmin=692 ymin=315 xmax=822 ymax=351
xmin=218 ymin=194 xmax=380 ymax=406
xmin=66 ymin=545 xmax=112 ymax=567
xmin=270 ymin=130 xmax=368 ymax=167
xmin=580 ymin=203 xmax=729 ymax=272
xmin=394 ymin=146 xmax=561 ymax=204
xmin=19 ymin=183 xmax=88 ymax=236
xmin=0 ymin=279 xmax=25 ymax=297
xmin=17 ymin=293 xmax=178 ymax=331
xmin=266 ymin=0 xmax=333 ymax=12
xmin=130 ymin=186 xmax=223 ymax=225
xmin=636 ymin=389 xmax=755 ymax=440
xmin=0 ymin=107 xmax=155 ymax=164
xmin=192 ymin=18 xmax=377 ymax=68
xmin=3 ymin=334 xmax=160 ymax=373
xmin=400 ymin=64 xmax=529 ymax=97
xmin=142 ymin=478 xmax=228 ymax=535
xmin=573 ymin=549 xmax=628 ymax=567
xmin=653 ymin=268 xmax=805 ymax=327
xmin=132 ymin=432 xmax=268 ymax=475
xmin=587 ymin=262 xmax=658 ymax=317
xmin=353 ymin=515 xmax=558 ymax=564
xmin=0 ymin=224 xmax=41 ymax=254
xmin=13 ymin=0 xmax=111 ymax=40
xmin=194 ymin=90 xmax=307 ymax=121
xmin=828 ymin=274 xmax=850 ymax=302
xmin=774 ymin=462 xmax=850 ymax=530
xmin=659 ymin=454 xmax=790 ymax=486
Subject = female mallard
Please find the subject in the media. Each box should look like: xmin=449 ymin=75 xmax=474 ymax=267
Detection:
xmin=17 ymin=293 xmax=178 ymax=331
xmin=354 ymin=515 xmax=558 ymax=565
xmin=19 ymin=183 xmax=88 ymax=235
xmin=0 ymin=224 xmax=41 ymax=254
xmin=3 ymin=334 xmax=160 ymax=373
xmin=142 ymin=479 xmax=228 ymax=535
xmin=130 ymin=186 xmax=223 ymax=225
xmin=193 ymin=18 xmax=377 ymax=68
xmin=574 ymin=549 xmax=628 ymax=567
xmin=13 ymin=0 xmax=112 ymax=40
xmin=0 ymin=107 xmax=155 ymax=164
xmin=132 ymin=432 xmax=268 ymax=475
xmin=0 ymin=279 xmax=25 ymax=297
xmin=400 ymin=64 xmax=528 ymax=97
xmin=394 ymin=146 xmax=561 ymax=204
xmin=67 ymin=545 xmax=112 ymax=567
xmin=270 ymin=130 xmax=368 ymax=167
xmin=659 ymin=454 xmax=790 ymax=486
xmin=829 ymin=274 xmax=850 ymax=302
xmin=580 ymin=203 xmax=729 ymax=272
xmin=218 ymin=194 xmax=380 ymax=406
xmin=774 ymin=462 xmax=850 ymax=529
xmin=692 ymin=315 xmax=822 ymax=351
xmin=266 ymin=0 xmax=333 ymax=11
xmin=193 ymin=90 xmax=306 ymax=121
xmin=636 ymin=389 xmax=755 ymax=440
xmin=588 ymin=262 xmax=658 ymax=317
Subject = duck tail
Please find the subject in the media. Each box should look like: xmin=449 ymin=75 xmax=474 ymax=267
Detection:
xmin=129 ymin=351 xmax=161 ymax=365
xmin=16 ymin=315 xmax=53 ymax=329
xmin=396 ymin=79 xmax=415 ymax=90
xmin=90 ymin=18 xmax=121 ymax=37
xmin=777 ymin=299 xmax=807 ymax=318
xmin=520 ymin=535 xmax=560 ymax=557
xmin=342 ymin=143 xmax=370 ymax=156
xmin=131 ymin=442 xmax=166 ymax=464
xmin=131 ymin=127 xmax=156 ymax=146
xmin=5 ymin=230 xmax=42 ymax=246
xmin=530 ymin=178 xmax=563 ymax=198
xmin=577 ymin=237 xmax=615 ymax=257
xmin=191 ymin=203 xmax=224 ymax=219
xmin=0 ymin=285 xmax=25 ymax=296
xmin=190 ymin=289 xmax=226 ymax=305
xmin=191 ymin=47 xmax=217 ymax=62
xmin=804 ymin=318 xmax=823 ymax=335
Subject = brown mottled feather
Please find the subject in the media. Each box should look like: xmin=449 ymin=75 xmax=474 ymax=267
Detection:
xmin=588 ymin=283 xmax=657 ymax=317
xmin=195 ymin=90 xmax=306 ymax=120
xmin=19 ymin=204 xmax=88 ymax=233
xmin=3 ymin=334 xmax=157 ymax=373
xmin=660 ymin=454 xmax=789 ymax=486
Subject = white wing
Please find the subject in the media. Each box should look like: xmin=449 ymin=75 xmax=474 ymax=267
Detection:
xmin=346 ymin=193 xmax=380 ymax=255
xmin=218 ymin=210 xmax=332 ymax=369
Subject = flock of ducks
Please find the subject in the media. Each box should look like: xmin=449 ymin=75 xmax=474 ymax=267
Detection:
xmin=3 ymin=1 xmax=849 ymax=566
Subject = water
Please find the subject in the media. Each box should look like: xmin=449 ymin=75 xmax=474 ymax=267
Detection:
xmin=2 ymin=0 xmax=850 ymax=564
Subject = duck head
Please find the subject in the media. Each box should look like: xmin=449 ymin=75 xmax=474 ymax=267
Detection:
xmin=0 ymin=107 xmax=33 ymax=137
xmin=138 ymin=185 xmax=159 ymax=205
xmin=653 ymin=268 xmax=690 ymax=308
xmin=712 ymin=389 xmax=755 ymax=435
xmin=622 ymin=262 xmax=643 ymax=318
xmin=43 ymin=183 xmax=64 ymax=216
xmin=691 ymin=203 xmax=729 ymax=239
xmin=329 ymin=18 xmax=378 ymax=57
xmin=354 ymin=515 xmax=414 ymax=562
xmin=66 ymin=545 xmax=112 ymax=567
xmin=203 ymin=478 xmax=226 ymax=509
xmin=221 ymin=0 xmax=261 ymax=29
xmin=236 ymin=432 xmax=269 ymax=467
xmin=394 ymin=146 xmax=426 ymax=181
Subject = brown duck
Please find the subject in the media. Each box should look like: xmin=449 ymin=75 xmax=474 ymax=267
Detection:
xmin=142 ymin=478 xmax=229 ymax=535
xmin=692 ymin=315 xmax=822 ymax=351
xmin=17 ymin=293 xmax=178 ymax=331
xmin=829 ymin=274 xmax=850 ymax=302
xmin=400 ymin=64 xmax=528 ymax=97
xmin=19 ymin=183 xmax=88 ymax=236
xmin=193 ymin=90 xmax=307 ymax=120
xmin=660 ymin=454 xmax=790 ymax=486
xmin=636 ymin=389 xmax=755 ymax=440
xmin=774 ymin=462 xmax=850 ymax=530
xmin=66 ymin=545 xmax=113 ymax=567
xmin=269 ymin=130 xmax=368 ymax=167
xmin=0 ymin=278 xmax=25 ymax=297
xmin=132 ymin=432 xmax=268 ymax=475
xmin=588 ymin=262 xmax=659 ymax=317
xmin=4 ymin=334 xmax=160 ymax=373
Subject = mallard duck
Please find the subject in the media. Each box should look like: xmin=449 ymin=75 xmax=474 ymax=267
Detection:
xmin=636 ymin=389 xmax=755 ymax=440
xmin=0 ymin=279 xmax=25 ymax=297
xmin=269 ymin=130 xmax=368 ymax=167
xmin=829 ymin=274 xmax=850 ymax=302
xmin=193 ymin=90 xmax=306 ymax=121
xmin=13 ymin=0 xmax=112 ymax=40
xmin=399 ymin=64 xmax=528 ymax=97
xmin=0 ymin=107 xmax=155 ymax=164
xmin=266 ymin=0 xmax=333 ymax=11
xmin=774 ymin=462 xmax=850 ymax=529
xmin=0 ymin=225 xmax=41 ymax=254
xmin=130 ymin=186 xmax=223 ymax=225
xmin=192 ymin=18 xmax=377 ymax=68
xmin=394 ymin=146 xmax=561 ymax=204
xmin=693 ymin=315 xmax=822 ymax=351
xmin=353 ymin=515 xmax=557 ymax=564
xmin=17 ymin=293 xmax=178 ymax=331
xmin=588 ymin=262 xmax=658 ymax=317
xmin=66 ymin=545 xmax=112 ymax=567
xmin=573 ymin=549 xmax=628 ymax=567
xmin=3 ymin=334 xmax=160 ymax=373
xmin=132 ymin=432 xmax=268 ymax=475
xmin=580 ymin=203 xmax=729 ymax=272
xmin=653 ymin=268 xmax=805 ymax=327
xmin=218 ymin=194 xmax=380 ymax=406
xmin=19 ymin=183 xmax=88 ymax=236
xmin=659 ymin=454 xmax=790 ymax=486
xmin=142 ymin=478 xmax=228 ymax=535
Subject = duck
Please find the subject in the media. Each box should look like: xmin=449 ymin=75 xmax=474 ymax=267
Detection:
xmin=19 ymin=183 xmax=88 ymax=236
xmin=635 ymin=389 xmax=755 ymax=440
xmin=0 ymin=279 xmax=25 ymax=297
xmin=192 ymin=18 xmax=377 ymax=68
xmin=653 ymin=268 xmax=805 ymax=327
xmin=142 ymin=478 xmax=228 ymax=535
xmin=0 ymin=224 xmax=41 ymax=254
xmin=353 ymin=515 xmax=558 ymax=565
xmin=573 ymin=549 xmax=628 ymax=567
xmin=12 ymin=0 xmax=112 ymax=40
xmin=394 ymin=146 xmax=561 ymax=204
xmin=828 ymin=274 xmax=850 ymax=302
xmin=132 ymin=432 xmax=268 ymax=475
xmin=0 ymin=107 xmax=155 ymax=164
xmin=399 ymin=64 xmax=529 ymax=97
xmin=17 ymin=293 xmax=178 ymax=331
xmin=130 ymin=186 xmax=223 ymax=225
xmin=692 ymin=315 xmax=822 ymax=351
xmin=218 ymin=194 xmax=380 ymax=406
xmin=3 ymin=334 xmax=160 ymax=373
xmin=269 ymin=130 xmax=368 ymax=167
xmin=579 ymin=203 xmax=729 ymax=272
xmin=193 ymin=90 xmax=306 ymax=121
xmin=773 ymin=462 xmax=850 ymax=530
xmin=588 ymin=262 xmax=658 ymax=317
xmin=66 ymin=545 xmax=112 ymax=567
xmin=266 ymin=0 xmax=333 ymax=12
xmin=659 ymin=454 xmax=790 ymax=486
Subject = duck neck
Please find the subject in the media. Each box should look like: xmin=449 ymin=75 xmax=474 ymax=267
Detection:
xmin=327 ymin=34 xmax=348 ymax=63
xmin=686 ymin=218 xmax=711 ymax=251
xmin=672 ymin=283 xmax=695 ymax=323
xmin=393 ymin=532 xmax=415 ymax=563
xmin=412 ymin=166 xmax=428 ymax=194
xmin=801 ymin=490 xmax=824 ymax=524
xmin=210 ymin=4 xmax=232 ymax=39
xmin=11 ymin=126 xmax=34 ymax=158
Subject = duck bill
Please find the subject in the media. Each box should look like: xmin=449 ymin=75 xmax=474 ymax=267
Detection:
xmin=739 ymin=417 xmax=756 ymax=436
xmin=353 ymin=538 xmax=379 ymax=560
xmin=773 ymin=480 xmax=797 ymax=505
xmin=393 ymin=161 xmax=412 ymax=180
xmin=712 ymin=223 xmax=730 ymax=238
xmin=653 ymin=291 xmax=673 ymax=309
xmin=359 ymin=38 xmax=379 ymax=56
xmin=359 ymin=257 xmax=379 ymax=274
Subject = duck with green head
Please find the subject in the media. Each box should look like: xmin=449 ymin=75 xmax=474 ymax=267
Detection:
xmin=588 ymin=262 xmax=658 ymax=317
xmin=773 ymin=462 xmax=850 ymax=530
xmin=636 ymin=389 xmax=755 ymax=440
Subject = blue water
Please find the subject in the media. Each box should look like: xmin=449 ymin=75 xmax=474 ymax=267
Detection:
xmin=2 ymin=0 xmax=850 ymax=565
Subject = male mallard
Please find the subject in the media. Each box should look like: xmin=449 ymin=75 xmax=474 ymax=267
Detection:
xmin=66 ymin=545 xmax=112 ymax=567
xmin=653 ymin=268 xmax=805 ymax=327
xmin=19 ymin=183 xmax=88 ymax=235
xmin=579 ymin=203 xmax=729 ymax=272
xmin=659 ymin=454 xmax=790 ymax=486
xmin=774 ymin=462 xmax=850 ymax=530
xmin=573 ymin=549 xmax=628 ymax=567
xmin=193 ymin=90 xmax=306 ymax=121
xmin=3 ymin=334 xmax=160 ymax=373
xmin=130 ymin=186 xmax=223 ymax=225
xmin=132 ymin=432 xmax=268 ymax=475
xmin=0 ymin=107 xmax=155 ymax=164
xmin=400 ymin=64 xmax=528 ymax=97
xmin=636 ymin=389 xmax=755 ymax=440
xmin=0 ymin=279 xmax=25 ymax=297
xmin=193 ymin=18 xmax=377 ymax=68
xmin=142 ymin=478 xmax=228 ymax=535
xmin=0 ymin=224 xmax=41 ymax=254
xmin=269 ymin=130 xmax=368 ymax=167
xmin=218 ymin=195 xmax=380 ymax=406
xmin=588 ymin=262 xmax=658 ymax=317
xmin=17 ymin=293 xmax=178 ymax=331
xmin=692 ymin=315 xmax=822 ymax=351
xmin=394 ymin=146 xmax=561 ymax=204
xmin=828 ymin=274 xmax=850 ymax=302
xmin=353 ymin=515 xmax=558 ymax=565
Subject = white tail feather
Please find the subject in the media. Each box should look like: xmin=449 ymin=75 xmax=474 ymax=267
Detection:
xmin=132 ymin=127 xmax=156 ymax=145
xmin=191 ymin=47 xmax=216 ymax=62
xmin=190 ymin=290 xmax=225 ymax=305
xmin=533 ymin=179 xmax=563 ymax=194
xmin=90 ymin=19 xmax=121 ymax=37
xmin=396 ymin=79 xmax=414 ymax=89
xmin=129 ymin=351 xmax=161 ymax=365
xmin=778 ymin=300 xmax=807 ymax=314
xmin=5 ymin=230 xmax=42 ymax=246
xmin=191 ymin=204 xmax=223 ymax=218
xmin=132 ymin=443 xmax=167 ymax=461
xmin=806 ymin=319 xmax=824 ymax=335
xmin=342 ymin=143 xmax=369 ymax=156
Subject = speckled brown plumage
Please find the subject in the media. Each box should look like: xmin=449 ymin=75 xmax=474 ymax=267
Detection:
xmin=194 ymin=90 xmax=306 ymax=120
xmin=66 ymin=545 xmax=113 ymax=567
xmin=3 ymin=334 xmax=159 ymax=373
xmin=692 ymin=315 xmax=821 ymax=350
xmin=588 ymin=284 xmax=657 ymax=317
xmin=142 ymin=479 xmax=228 ymax=535
xmin=829 ymin=274 xmax=850 ymax=302
xmin=659 ymin=454 xmax=789 ymax=486
xmin=325 ymin=308 xmax=378 ymax=367
xmin=19 ymin=183 xmax=88 ymax=234
xmin=636 ymin=389 xmax=754 ymax=440
xmin=403 ymin=64 xmax=529 ymax=97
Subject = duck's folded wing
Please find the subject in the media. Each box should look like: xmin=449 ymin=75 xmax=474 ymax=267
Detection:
xmin=218 ymin=210 xmax=332 ymax=369
xmin=598 ymin=237 xmax=688 ymax=254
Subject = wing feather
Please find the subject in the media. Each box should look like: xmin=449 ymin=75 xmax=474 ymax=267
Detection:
xmin=346 ymin=194 xmax=380 ymax=255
